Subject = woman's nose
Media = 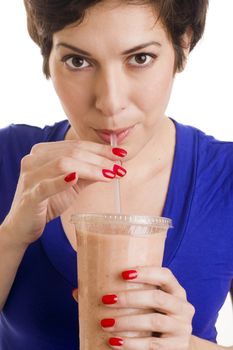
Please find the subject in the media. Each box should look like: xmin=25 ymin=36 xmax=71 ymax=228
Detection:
xmin=94 ymin=69 xmax=128 ymax=117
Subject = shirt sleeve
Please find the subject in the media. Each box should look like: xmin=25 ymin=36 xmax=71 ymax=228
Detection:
xmin=0 ymin=125 xmax=10 ymax=170
xmin=0 ymin=124 xmax=44 ymax=223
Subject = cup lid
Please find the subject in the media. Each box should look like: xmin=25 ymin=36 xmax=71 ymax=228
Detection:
xmin=71 ymin=213 xmax=173 ymax=229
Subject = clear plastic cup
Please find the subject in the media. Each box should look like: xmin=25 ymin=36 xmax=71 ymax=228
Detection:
xmin=72 ymin=213 xmax=172 ymax=350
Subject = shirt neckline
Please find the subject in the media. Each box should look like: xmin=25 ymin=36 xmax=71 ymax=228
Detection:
xmin=162 ymin=118 xmax=198 ymax=266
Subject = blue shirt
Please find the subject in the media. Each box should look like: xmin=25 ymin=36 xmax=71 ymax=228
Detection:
xmin=0 ymin=119 xmax=233 ymax=349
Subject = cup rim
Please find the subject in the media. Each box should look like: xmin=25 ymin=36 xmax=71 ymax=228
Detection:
xmin=71 ymin=213 xmax=173 ymax=229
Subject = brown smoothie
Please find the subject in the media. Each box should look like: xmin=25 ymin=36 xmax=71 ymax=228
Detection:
xmin=73 ymin=214 xmax=171 ymax=350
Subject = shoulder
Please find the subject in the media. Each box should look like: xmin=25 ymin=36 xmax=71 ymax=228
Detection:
xmin=173 ymin=119 xmax=233 ymax=208
xmin=0 ymin=119 xmax=69 ymax=145
xmin=174 ymin=119 xmax=233 ymax=169
xmin=0 ymin=120 xmax=69 ymax=161
xmin=175 ymin=120 xmax=233 ymax=214
xmin=195 ymin=127 xmax=233 ymax=175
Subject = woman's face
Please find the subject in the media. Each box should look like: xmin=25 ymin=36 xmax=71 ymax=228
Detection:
xmin=49 ymin=1 xmax=176 ymax=156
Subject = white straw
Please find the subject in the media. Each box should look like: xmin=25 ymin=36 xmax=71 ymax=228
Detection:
xmin=110 ymin=134 xmax=121 ymax=213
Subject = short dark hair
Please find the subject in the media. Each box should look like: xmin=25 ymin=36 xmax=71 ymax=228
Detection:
xmin=23 ymin=0 xmax=209 ymax=78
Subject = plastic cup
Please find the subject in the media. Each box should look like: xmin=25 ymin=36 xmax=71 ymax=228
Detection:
xmin=72 ymin=213 xmax=172 ymax=350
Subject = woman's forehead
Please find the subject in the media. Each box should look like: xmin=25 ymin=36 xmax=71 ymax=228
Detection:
xmin=54 ymin=2 xmax=163 ymax=42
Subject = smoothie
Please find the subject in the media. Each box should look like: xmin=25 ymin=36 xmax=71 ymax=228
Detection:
xmin=72 ymin=213 xmax=172 ymax=350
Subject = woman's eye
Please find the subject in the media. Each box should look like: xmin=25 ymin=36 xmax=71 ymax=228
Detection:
xmin=128 ymin=53 xmax=156 ymax=67
xmin=62 ymin=55 xmax=90 ymax=70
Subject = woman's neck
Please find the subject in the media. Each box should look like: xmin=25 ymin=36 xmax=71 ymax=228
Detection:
xmin=122 ymin=117 xmax=176 ymax=186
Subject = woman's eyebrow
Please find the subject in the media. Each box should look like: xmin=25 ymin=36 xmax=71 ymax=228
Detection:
xmin=55 ymin=41 xmax=161 ymax=57
xmin=122 ymin=41 xmax=161 ymax=54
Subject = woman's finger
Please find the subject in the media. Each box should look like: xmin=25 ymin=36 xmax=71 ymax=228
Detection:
xmin=22 ymin=151 xmax=119 ymax=177
xmin=72 ymin=288 xmax=79 ymax=303
xmin=30 ymin=140 xmax=125 ymax=161
xmin=107 ymin=335 xmax=189 ymax=350
xmin=121 ymin=266 xmax=187 ymax=299
xmin=101 ymin=289 xmax=194 ymax=321
xmin=30 ymin=171 xmax=79 ymax=203
xmin=21 ymin=156 xmax=118 ymax=192
xmin=100 ymin=312 xmax=190 ymax=335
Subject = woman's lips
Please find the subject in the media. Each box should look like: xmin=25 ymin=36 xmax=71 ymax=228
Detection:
xmin=94 ymin=125 xmax=135 ymax=144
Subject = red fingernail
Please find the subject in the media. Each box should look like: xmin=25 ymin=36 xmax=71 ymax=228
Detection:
xmin=113 ymin=164 xmax=127 ymax=177
xmin=122 ymin=269 xmax=138 ymax=280
xmin=112 ymin=147 xmax=127 ymax=157
xmin=64 ymin=172 xmax=76 ymax=182
xmin=101 ymin=318 xmax=115 ymax=328
xmin=102 ymin=294 xmax=118 ymax=305
xmin=109 ymin=337 xmax=124 ymax=346
xmin=102 ymin=169 xmax=116 ymax=179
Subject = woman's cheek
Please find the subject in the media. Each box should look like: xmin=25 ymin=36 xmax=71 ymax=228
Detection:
xmin=135 ymin=76 xmax=172 ymax=112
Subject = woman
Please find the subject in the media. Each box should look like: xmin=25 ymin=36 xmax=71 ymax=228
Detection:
xmin=0 ymin=0 xmax=232 ymax=349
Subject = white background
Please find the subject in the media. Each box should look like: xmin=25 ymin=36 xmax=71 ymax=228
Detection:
xmin=0 ymin=1 xmax=232 ymax=345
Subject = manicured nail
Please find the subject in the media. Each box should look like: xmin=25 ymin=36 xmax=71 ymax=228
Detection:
xmin=64 ymin=172 xmax=76 ymax=182
xmin=101 ymin=318 xmax=115 ymax=328
xmin=112 ymin=147 xmax=127 ymax=157
xmin=122 ymin=269 xmax=138 ymax=280
xmin=102 ymin=294 xmax=118 ymax=305
xmin=102 ymin=169 xmax=116 ymax=179
xmin=109 ymin=337 xmax=124 ymax=346
xmin=113 ymin=164 xmax=127 ymax=177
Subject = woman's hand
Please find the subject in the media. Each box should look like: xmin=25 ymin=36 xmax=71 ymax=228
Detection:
xmin=2 ymin=140 xmax=126 ymax=247
xmin=101 ymin=266 xmax=195 ymax=350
